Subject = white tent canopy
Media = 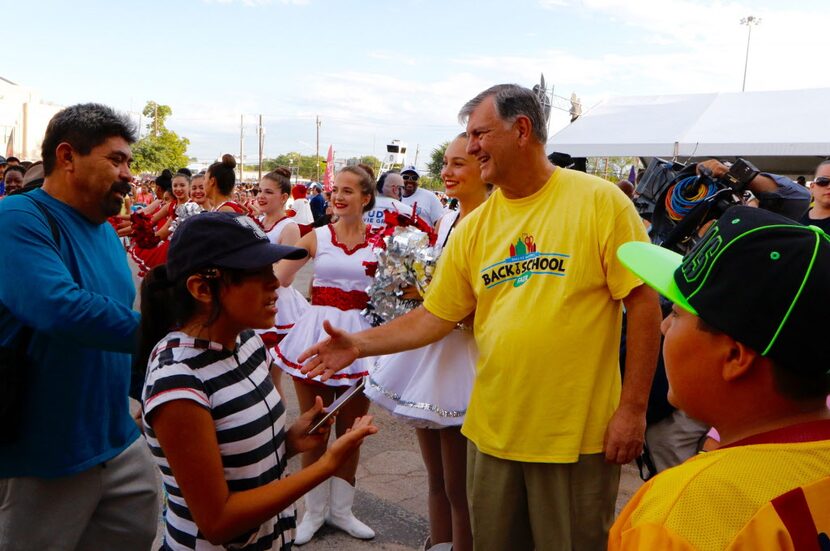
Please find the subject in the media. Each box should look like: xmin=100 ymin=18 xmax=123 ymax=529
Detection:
xmin=547 ymin=88 xmax=830 ymax=174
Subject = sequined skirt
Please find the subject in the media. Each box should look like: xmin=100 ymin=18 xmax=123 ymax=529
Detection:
xmin=365 ymin=327 xmax=477 ymax=429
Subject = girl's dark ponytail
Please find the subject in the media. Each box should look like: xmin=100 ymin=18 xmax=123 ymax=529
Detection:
xmin=131 ymin=265 xmax=178 ymax=398
xmin=130 ymin=263 xmax=235 ymax=399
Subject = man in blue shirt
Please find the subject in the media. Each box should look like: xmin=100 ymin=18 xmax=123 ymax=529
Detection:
xmin=0 ymin=104 xmax=158 ymax=550
xmin=309 ymin=182 xmax=326 ymax=224
xmin=0 ymin=156 xmax=7 ymax=196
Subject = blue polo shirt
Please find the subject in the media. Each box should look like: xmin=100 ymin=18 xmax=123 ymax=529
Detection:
xmin=0 ymin=189 xmax=140 ymax=477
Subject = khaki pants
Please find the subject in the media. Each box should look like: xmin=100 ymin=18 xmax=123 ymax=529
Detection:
xmin=644 ymin=408 xmax=708 ymax=475
xmin=467 ymin=443 xmax=619 ymax=551
xmin=0 ymin=437 xmax=159 ymax=551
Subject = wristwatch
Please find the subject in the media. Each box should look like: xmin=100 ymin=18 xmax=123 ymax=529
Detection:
xmin=721 ymin=158 xmax=760 ymax=192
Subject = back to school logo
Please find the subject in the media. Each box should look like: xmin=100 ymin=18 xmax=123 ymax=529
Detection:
xmin=480 ymin=233 xmax=569 ymax=288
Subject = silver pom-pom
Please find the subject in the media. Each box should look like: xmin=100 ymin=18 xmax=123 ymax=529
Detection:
xmin=169 ymin=202 xmax=205 ymax=233
xmin=363 ymin=226 xmax=437 ymax=326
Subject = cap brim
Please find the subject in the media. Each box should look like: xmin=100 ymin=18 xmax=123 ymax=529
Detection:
xmin=617 ymin=242 xmax=698 ymax=315
xmin=216 ymin=242 xmax=308 ymax=271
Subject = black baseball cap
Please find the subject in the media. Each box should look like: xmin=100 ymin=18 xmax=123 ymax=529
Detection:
xmin=617 ymin=206 xmax=830 ymax=367
xmin=167 ymin=212 xmax=307 ymax=281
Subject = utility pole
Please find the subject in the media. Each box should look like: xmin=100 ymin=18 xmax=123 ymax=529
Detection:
xmin=740 ymin=16 xmax=761 ymax=92
xmin=413 ymin=144 xmax=420 ymax=167
xmin=239 ymin=115 xmax=244 ymax=182
xmin=315 ymin=115 xmax=321 ymax=181
xmin=258 ymin=114 xmax=264 ymax=181
xmin=153 ymin=104 xmax=159 ymax=137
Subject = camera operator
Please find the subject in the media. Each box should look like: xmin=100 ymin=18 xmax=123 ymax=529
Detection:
xmin=695 ymin=159 xmax=809 ymax=220
xmin=800 ymin=160 xmax=830 ymax=233
xmin=635 ymin=158 xmax=811 ymax=480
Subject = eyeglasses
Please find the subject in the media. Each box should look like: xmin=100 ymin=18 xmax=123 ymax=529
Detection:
xmin=402 ymin=174 xmax=419 ymax=182
xmin=813 ymin=177 xmax=830 ymax=187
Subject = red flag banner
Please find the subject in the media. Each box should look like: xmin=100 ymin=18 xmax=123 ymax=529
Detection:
xmin=323 ymin=145 xmax=334 ymax=192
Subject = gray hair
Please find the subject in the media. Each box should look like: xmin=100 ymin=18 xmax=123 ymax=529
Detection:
xmin=41 ymin=103 xmax=137 ymax=176
xmin=458 ymin=84 xmax=548 ymax=144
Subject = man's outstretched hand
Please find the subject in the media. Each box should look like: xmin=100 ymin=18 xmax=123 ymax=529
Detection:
xmin=298 ymin=320 xmax=361 ymax=381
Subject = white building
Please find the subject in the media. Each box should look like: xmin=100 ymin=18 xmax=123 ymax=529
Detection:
xmin=0 ymin=76 xmax=63 ymax=160
xmin=379 ymin=139 xmax=408 ymax=173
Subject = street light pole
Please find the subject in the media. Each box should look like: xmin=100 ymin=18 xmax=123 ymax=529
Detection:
xmin=740 ymin=15 xmax=761 ymax=92
xmin=315 ymin=115 xmax=321 ymax=182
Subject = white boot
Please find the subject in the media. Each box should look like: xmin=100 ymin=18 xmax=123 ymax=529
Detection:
xmin=294 ymin=481 xmax=329 ymax=545
xmin=326 ymin=476 xmax=375 ymax=539
xmin=423 ymin=537 xmax=454 ymax=551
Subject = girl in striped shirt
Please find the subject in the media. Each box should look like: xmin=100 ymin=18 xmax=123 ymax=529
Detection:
xmin=138 ymin=212 xmax=377 ymax=551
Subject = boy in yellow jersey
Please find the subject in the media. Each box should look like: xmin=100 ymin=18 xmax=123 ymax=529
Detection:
xmin=610 ymin=205 xmax=830 ymax=550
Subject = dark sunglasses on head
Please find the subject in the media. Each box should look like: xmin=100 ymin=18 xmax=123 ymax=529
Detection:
xmin=402 ymin=174 xmax=419 ymax=182
xmin=813 ymin=176 xmax=830 ymax=187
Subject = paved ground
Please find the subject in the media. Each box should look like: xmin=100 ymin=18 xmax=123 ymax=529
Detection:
xmin=132 ymin=259 xmax=643 ymax=550
xmin=264 ymin=382 xmax=643 ymax=551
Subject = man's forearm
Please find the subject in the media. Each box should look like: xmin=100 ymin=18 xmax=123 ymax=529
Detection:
xmin=621 ymin=286 xmax=662 ymax=412
xmin=353 ymin=306 xmax=457 ymax=358
xmin=747 ymin=173 xmax=779 ymax=194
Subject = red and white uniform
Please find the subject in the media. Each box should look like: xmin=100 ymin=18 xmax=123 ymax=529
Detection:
xmin=273 ymin=224 xmax=375 ymax=387
xmin=365 ymin=210 xmax=477 ymax=427
xmin=129 ymin=199 xmax=177 ymax=278
xmin=263 ymin=216 xmax=310 ymax=339
xmin=212 ymin=200 xmax=248 ymax=215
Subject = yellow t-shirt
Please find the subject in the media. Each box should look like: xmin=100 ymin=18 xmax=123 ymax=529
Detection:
xmin=609 ymin=429 xmax=830 ymax=550
xmin=423 ymin=168 xmax=647 ymax=462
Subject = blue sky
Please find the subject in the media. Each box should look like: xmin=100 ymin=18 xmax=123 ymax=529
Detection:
xmin=6 ymin=0 xmax=829 ymax=169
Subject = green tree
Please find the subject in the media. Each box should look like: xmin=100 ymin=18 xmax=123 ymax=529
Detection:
xmin=427 ymin=141 xmax=449 ymax=178
xmin=132 ymin=101 xmax=190 ymax=174
xmin=419 ymin=175 xmax=443 ymax=191
xmin=301 ymin=155 xmax=324 ymax=180
xmin=359 ymin=155 xmax=382 ymax=175
xmin=142 ymin=101 xmax=172 ymax=137
xmin=586 ymin=156 xmax=639 ymax=182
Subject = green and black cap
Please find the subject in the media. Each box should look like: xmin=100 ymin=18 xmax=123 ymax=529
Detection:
xmin=617 ymin=205 xmax=830 ymax=367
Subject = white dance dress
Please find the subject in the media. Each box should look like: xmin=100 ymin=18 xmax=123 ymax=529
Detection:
xmin=273 ymin=224 xmax=376 ymax=387
xmin=255 ymin=216 xmax=310 ymax=352
xmin=268 ymin=216 xmax=311 ymax=336
xmin=365 ymin=210 xmax=477 ymax=428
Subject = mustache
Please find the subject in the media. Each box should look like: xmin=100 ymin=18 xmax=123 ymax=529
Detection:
xmin=110 ymin=181 xmax=132 ymax=195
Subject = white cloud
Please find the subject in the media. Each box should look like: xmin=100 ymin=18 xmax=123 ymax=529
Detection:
xmin=161 ymin=69 xmax=488 ymax=162
xmin=548 ymin=1 xmax=830 ymax=92
xmin=154 ymin=1 xmax=830 ymax=163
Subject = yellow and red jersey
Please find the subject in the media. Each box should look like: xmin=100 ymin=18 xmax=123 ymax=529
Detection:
xmin=610 ymin=420 xmax=830 ymax=550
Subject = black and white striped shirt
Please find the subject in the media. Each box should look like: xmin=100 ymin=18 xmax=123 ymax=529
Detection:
xmin=142 ymin=330 xmax=295 ymax=551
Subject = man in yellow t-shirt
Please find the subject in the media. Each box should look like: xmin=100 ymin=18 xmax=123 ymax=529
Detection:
xmin=610 ymin=206 xmax=830 ymax=550
xmin=299 ymin=84 xmax=662 ymax=550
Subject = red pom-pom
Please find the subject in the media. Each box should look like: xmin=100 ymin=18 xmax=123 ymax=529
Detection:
xmin=368 ymin=204 xmax=438 ymax=251
xmin=130 ymin=212 xmax=161 ymax=248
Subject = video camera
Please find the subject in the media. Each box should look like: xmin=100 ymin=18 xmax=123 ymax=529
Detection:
xmin=634 ymin=158 xmax=760 ymax=253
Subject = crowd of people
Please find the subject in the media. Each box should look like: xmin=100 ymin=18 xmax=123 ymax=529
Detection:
xmin=0 ymin=84 xmax=827 ymax=551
